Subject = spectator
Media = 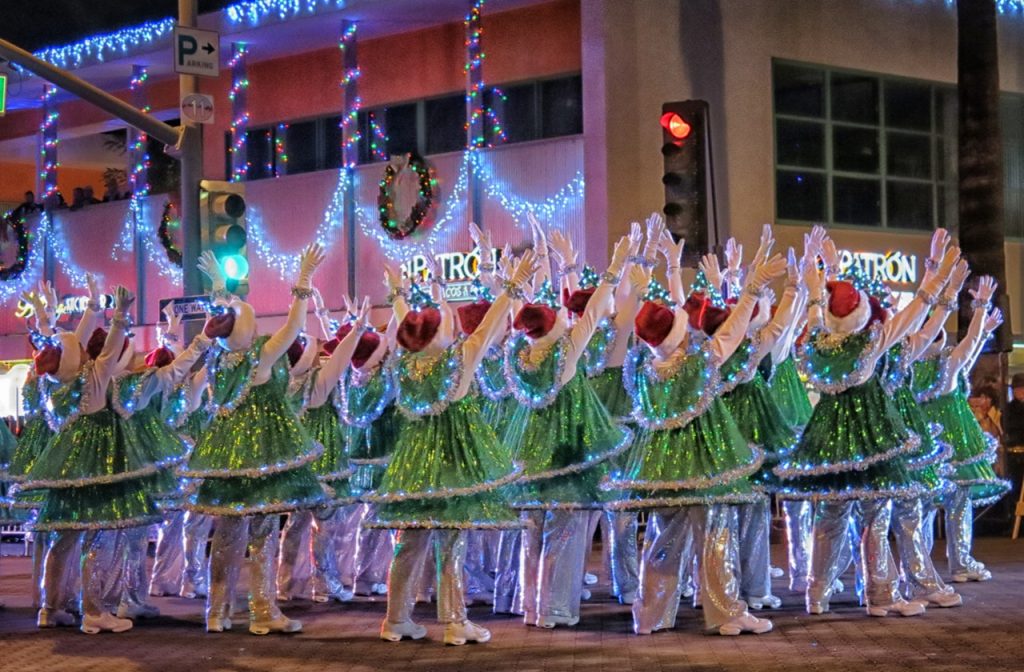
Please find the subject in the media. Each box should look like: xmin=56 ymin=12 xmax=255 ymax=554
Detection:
xmin=11 ymin=191 xmax=41 ymax=220
xmin=970 ymin=386 xmax=1003 ymax=443
xmin=83 ymin=185 xmax=101 ymax=205
xmin=102 ymin=179 xmax=121 ymax=202
xmin=1005 ymin=374 xmax=1024 ymax=512
xmin=69 ymin=187 xmax=86 ymax=211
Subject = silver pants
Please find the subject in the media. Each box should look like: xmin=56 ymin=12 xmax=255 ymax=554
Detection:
xmin=81 ymin=529 xmax=121 ymax=618
xmin=941 ymin=485 xmax=982 ymax=575
xmin=40 ymin=530 xmax=81 ymax=614
xmin=336 ymin=503 xmax=364 ymax=589
xmin=493 ymin=529 xmax=522 ymax=614
xmin=354 ymin=506 xmax=394 ymax=594
xmin=520 ymin=510 xmax=589 ymax=625
xmin=386 ymin=529 xmax=468 ymax=624
xmin=277 ymin=510 xmax=314 ymax=599
xmin=737 ymin=499 xmax=773 ymax=600
xmin=118 ymin=526 xmax=153 ymax=612
xmin=604 ymin=511 xmax=640 ymax=599
xmin=31 ymin=535 xmax=46 ymax=608
xmin=310 ymin=507 xmax=347 ymax=598
xmin=206 ymin=516 xmax=246 ymax=624
xmin=150 ymin=511 xmax=186 ymax=595
xmin=892 ymin=496 xmax=949 ymax=598
xmin=464 ymin=530 xmax=497 ymax=599
xmin=782 ymin=500 xmax=812 ymax=593
xmin=182 ymin=512 xmax=212 ymax=596
xmin=808 ymin=499 xmax=899 ymax=610
xmin=922 ymin=500 xmax=938 ymax=555
xmin=99 ymin=529 xmax=128 ymax=610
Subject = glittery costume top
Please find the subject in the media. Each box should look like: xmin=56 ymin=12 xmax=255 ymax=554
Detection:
xmin=340 ymin=358 xmax=401 ymax=497
xmin=366 ymin=341 xmax=521 ymax=529
xmin=775 ymin=324 xmax=922 ymax=501
xmin=766 ymin=356 xmax=813 ymax=428
xmin=4 ymin=375 xmax=53 ymax=513
xmin=476 ymin=343 xmax=528 ymax=448
xmin=182 ymin=335 xmax=327 ymax=516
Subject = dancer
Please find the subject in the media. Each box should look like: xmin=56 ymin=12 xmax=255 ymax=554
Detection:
xmin=505 ymin=235 xmax=632 ymax=629
xmin=775 ymin=227 xmax=959 ymax=617
xmin=369 ymin=250 xmax=537 ymax=645
xmin=913 ymin=277 xmax=1011 ymax=583
xmin=607 ymin=236 xmax=785 ymax=636
xmin=182 ymin=245 xmax=328 ymax=635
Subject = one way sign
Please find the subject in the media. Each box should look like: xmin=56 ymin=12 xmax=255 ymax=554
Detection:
xmin=173 ymin=26 xmax=220 ymax=78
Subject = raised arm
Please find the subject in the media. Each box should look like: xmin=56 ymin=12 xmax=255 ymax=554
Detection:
xmin=95 ymin=286 xmax=133 ymax=381
xmin=312 ymin=300 xmax=370 ymax=404
xmin=384 ymin=260 xmax=410 ymax=323
xmin=875 ymin=246 xmax=958 ymax=354
xmin=754 ymin=248 xmax=802 ymax=360
xmin=469 ymin=222 xmax=502 ymax=296
xmin=949 ymin=276 xmax=997 ymax=377
xmin=549 ymin=228 xmax=580 ymax=295
xmin=259 ymin=244 xmax=327 ymax=374
xmin=462 ymin=250 xmax=538 ymax=373
xmin=905 ymin=256 xmax=967 ymax=362
xmin=709 ymin=254 xmax=786 ymax=366
xmin=773 ymin=288 xmax=807 ymax=365
xmin=659 ymin=228 xmax=686 ymax=306
xmin=312 ymin=287 xmax=345 ymax=341
xmin=562 ymin=237 xmax=630 ymax=379
xmin=527 ymin=213 xmax=552 ymax=288
xmin=965 ymin=307 xmax=1002 ymax=374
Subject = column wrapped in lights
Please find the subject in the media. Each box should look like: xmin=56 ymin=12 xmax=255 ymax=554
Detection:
xmin=464 ymin=0 xmax=486 ymax=150
xmin=128 ymin=65 xmax=151 ymax=201
xmin=38 ymin=85 xmax=59 ymax=202
xmin=341 ymin=20 xmax=360 ymax=292
xmin=229 ymin=42 xmax=250 ymax=182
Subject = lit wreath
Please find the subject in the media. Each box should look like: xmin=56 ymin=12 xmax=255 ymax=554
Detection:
xmin=159 ymin=201 xmax=183 ymax=267
xmin=378 ymin=153 xmax=435 ymax=240
xmin=0 ymin=213 xmax=30 ymax=282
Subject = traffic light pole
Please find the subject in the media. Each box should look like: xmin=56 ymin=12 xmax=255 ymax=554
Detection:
xmin=179 ymin=0 xmax=204 ymax=299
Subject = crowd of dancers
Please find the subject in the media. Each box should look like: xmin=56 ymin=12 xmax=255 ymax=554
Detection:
xmin=0 ymin=217 xmax=1011 ymax=644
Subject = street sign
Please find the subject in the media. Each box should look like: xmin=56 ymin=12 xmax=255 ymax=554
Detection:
xmin=181 ymin=92 xmax=215 ymax=124
xmin=0 ymin=74 xmax=6 ymax=116
xmin=173 ymin=26 xmax=220 ymax=78
xmin=159 ymin=295 xmax=212 ymax=322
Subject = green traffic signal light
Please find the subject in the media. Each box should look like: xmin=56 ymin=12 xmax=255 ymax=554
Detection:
xmin=222 ymin=254 xmax=249 ymax=281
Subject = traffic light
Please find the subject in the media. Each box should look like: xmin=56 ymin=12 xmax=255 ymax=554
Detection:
xmin=660 ymin=100 xmax=715 ymax=263
xmin=199 ymin=180 xmax=248 ymax=296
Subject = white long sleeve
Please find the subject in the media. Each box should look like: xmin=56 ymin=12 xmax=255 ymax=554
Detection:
xmin=308 ymin=325 xmax=362 ymax=409
xmin=74 ymin=306 xmax=100 ymax=343
xmin=453 ymin=294 xmax=515 ymax=400
xmin=905 ymin=307 xmax=952 ymax=364
xmin=186 ymin=367 xmax=209 ymax=413
xmin=772 ymin=290 xmax=806 ymax=365
xmin=255 ymin=297 xmax=309 ymax=384
xmin=709 ymin=292 xmax=758 ymax=366
xmin=944 ymin=306 xmax=987 ymax=393
xmin=562 ymin=280 xmax=616 ymax=384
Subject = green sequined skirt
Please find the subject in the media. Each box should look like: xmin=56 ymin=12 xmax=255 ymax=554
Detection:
xmin=184 ymin=382 xmax=322 ymax=479
xmin=7 ymin=417 xmax=53 ymax=482
xmin=768 ymin=357 xmax=813 ymax=428
xmin=367 ymin=396 xmax=521 ymax=529
xmin=481 ymin=394 xmax=529 ymax=450
xmin=346 ymin=402 xmax=401 ymax=498
xmin=188 ymin=467 xmax=327 ymax=516
xmin=508 ymin=375 xmax=630 ymax=510
xmin=890 ymin=386 xmax=951 ymax=497
xmin=0 ymin=420 xmax=16 ymax=479
xmin=921 ymin=391 xmax=999 ymax=468
xmin=948 ymin=460 xmax=1010 ymax=505
xmin=303 ymin=403 xmax=353 ymax=503
xmin=589 ymin=366 xmax=633 ymax=422
xmin=775 ymin=378 xmax=922 ymax=501
xmin=180 ymin=409 xmax=209 ymax=444
xmin=723 ymin=375 xmax=798 ymax=492
xmin=605 ymin=399 xmax=761 ymax=509
xmin=23 ymin=408 xmax=174 ymax=489
xmin=31 ymin=478 xmax=162 ymax=531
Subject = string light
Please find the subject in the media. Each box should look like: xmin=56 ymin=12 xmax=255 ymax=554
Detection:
xmin=38 ymin=86 xmax=59 ymax=201
xmin=229 ymin=43 xmax=250 ymax=182
xmin=339 ymin=22 xmax=361 ymax=169
xmin=368 ymin=111 xmax=388 ymax=162
xmin=275 ymin=123 xmax=289 ymax=176
xmin=464 ymin=0 xmax=486 ymax=149
xmin=226 ymin=0 xmax=347 ymax=25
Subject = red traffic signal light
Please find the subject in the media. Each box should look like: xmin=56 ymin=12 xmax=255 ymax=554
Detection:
xmin=660 ymin=112 xmax=692 ymax=140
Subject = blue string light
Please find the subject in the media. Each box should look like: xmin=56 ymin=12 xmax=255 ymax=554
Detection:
xmin=226 ymin=0 xmax=347 ymax=25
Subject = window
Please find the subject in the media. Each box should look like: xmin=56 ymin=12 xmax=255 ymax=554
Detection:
xmin=425 ymin=94 xmax=466 ymax=155
xmin=773 ymin=62 xmax=953 ymax=230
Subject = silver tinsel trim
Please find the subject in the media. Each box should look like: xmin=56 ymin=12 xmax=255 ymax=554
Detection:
xmin=179 ymin=441 xmax=325 ymax=480
xmin=623 ymin=342 xmax=721 ymax=432
xmin=775 ymin=481 xmax=927 ymax=503
xmin=17 ymin=453 xmax=187 ymax=491
xmin=504 ymin=333 xmax=570 ymax=410
xmin=603 ymin=443 xmax=762 ymax=492
xmin=582 ymin=317 xmax=617 ymax=379
xmin=361 ymin=518 xmax=525 ymax=530
xmin=396 ymin=345 xmax=465 ymax=419
xmin=797 ymin=323 xmax=883 ymax=396
xmin=913 ymin=347 xmax=955 ymax=404
xmin=718 ymin=332 xmax=763 ymax=396
xmin=206 ymin=341 xmax=263 ymax=418
xmin=349 ymin=456 xmax=391 ymax=466
xmin=28 ymin=513 xmax=164 ymax=532
xmin=43 ymin=360 xmax=96 ymax=433
xmin=184 ymin=491 xmax=328 ymax=517
xmin=603 ymin=490 xmax=767 ymax=510
xmin=774 ymin=434 xmax=921 ymax=479
xmin=950 ymin=476 xmax=1012 ymax=495
xmin=513 ymin=500 xmax=615 ymax=511
xmin=518 ymin=427 xmax=634 ymax=485
xmin=317 ymin=467 xmax=354 ymax=483
xmin=971 ymin=485 xmax=1013 ymax=507
xmin=340 ymin=357 xmax=397 ymax=428
xmin=476 ymin=345 xmax=510 ymax=402
xmin=907 ymin=438 xmax=954 ymax=471
xmin=110 ymin=369 xmax=160 ymax=420
xmin=363 ymin=463 xmax=524 ymax=503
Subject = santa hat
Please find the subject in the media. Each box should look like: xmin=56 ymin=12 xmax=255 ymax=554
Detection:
xmin=824 ymin=280 xmax=870 ymax=334
xmin=86 ymin=327 xmax=131 ymax=363
xmin=682 ymin=292 xmax=710 ymax=331
xmin=397 ymin=307 xmax=442 ymax=352
xmin=635 ymin=301 xmax=675 ymax=347
xmin=513 ymin=303 xmax=557 ymax=339
xmin=702 ymin=304 xmax=731 ymax=336
xmin=336 ymin=323 xmax=382 ymax=367
xmin=457 ymin=300 xmax=492 ymax=335
xmin=145 ymin=346 xmax=174 ymax=369
xmin=868 ymin=295 xmax=889 ymax=327
xmin=563 ymin=288 xmax=596 ymax=317
xmin=202 ymin=297 xmax=256 ymax=351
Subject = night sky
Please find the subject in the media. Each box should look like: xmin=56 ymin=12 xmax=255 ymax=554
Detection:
xmin=0 ymin=1 xmax=237 ymax=53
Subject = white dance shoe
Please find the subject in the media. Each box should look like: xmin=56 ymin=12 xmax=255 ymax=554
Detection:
xmin=866 ymin=598 xmax=925 ymax=617
xmin=919 ymin=590 xmax=963 ymax=608
xmin=749 ymin=594 xmax=782 ymax=610
xmin=952 ymin=567 xmax=992 ymax=583
xmin=81 ymin=612 xmax=133 ymax=634
xmin=719 ymin=612 xmax=773 ymax=635
xmin=37 ymin=608 xmax=76 ymax=628
xmin=380 ymin=620 xmax=427 ymax=642
xmin=117 ymin=602 xmax=160 ymax=619
xmin=250 ymin=615 xmax=303 ymax=635
xmin=206 ymin=615 xmax=233 ymax=633
xmin=444 ymin=620 xmax=491 ymax=646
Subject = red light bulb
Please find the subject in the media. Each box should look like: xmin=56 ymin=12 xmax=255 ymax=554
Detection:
xmin=660 ymin=112 xmax=692 ymax=140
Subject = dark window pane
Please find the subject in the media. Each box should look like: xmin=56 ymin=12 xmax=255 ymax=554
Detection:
xmin=833 ymin=177 xmax=881 ymax=226
xmin=488 ymin=83 xmax=536 ymax=144
xmin=324 ymin=115 xmax=343 ymax=169
xmin=885 ymin=81 xmax=931 ymax=130
xmin=243 ymin=128 xmax=274 ymax=180
xmin=774 ymin=64 xmax=824 ymax=117
xmin=386 ymin=103 xmax=418 ymax=156
xmin=426 ymin=94 xmax=466 ymax=154
xmin=284 ymin=120 xmax=318 ymax=174
xmin=776 ymin=170 xmax=826 ymax=221
xmin=833 ymin=126 xmax=879 ymax=173
xmin=887 ymin=132 xmax=931 ymax=179
xmin=887 ymin=181 xmax=933 ymax=230
xmin=936 ymin=137 xmax=947 ymax=182
xmin=937 ymin=185 xmax=947 ymax=230
xmin=831 ymin=73 xmax=878 ymax=124
xmin=776 ymin=119 xmax=824 ymax=168
xmin=541 ymin=75 xmax=583 ymax=138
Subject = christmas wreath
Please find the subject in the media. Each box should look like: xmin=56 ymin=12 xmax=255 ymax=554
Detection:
xmin=378 ymin=153 xmax=435 ymax=240
xmin=159 ymin=201 xmax=183 ymax=267
xmin=0 ymin=213 xmax=30 ymax=282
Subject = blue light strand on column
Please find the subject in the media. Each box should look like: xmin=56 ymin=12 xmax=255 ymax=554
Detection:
xmin=229 ymin=43 xmax=251 ymax=183
xmin=38 ymin=86 xmax=59 ymax=202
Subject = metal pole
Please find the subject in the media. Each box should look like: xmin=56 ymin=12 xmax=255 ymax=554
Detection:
xmin=0 ymin=39 xmax=180 ymax=148
xmin=179 ymin=0 xmax=204 ymax=298
xmin=340 ymin=22 xmax=359 ymax=298
xmin=465 ymin=1 xmax=485 ymax=226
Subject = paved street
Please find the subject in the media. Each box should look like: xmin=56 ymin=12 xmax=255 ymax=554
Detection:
xmin=1 ymin=537 xmax=1022 ymax=672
